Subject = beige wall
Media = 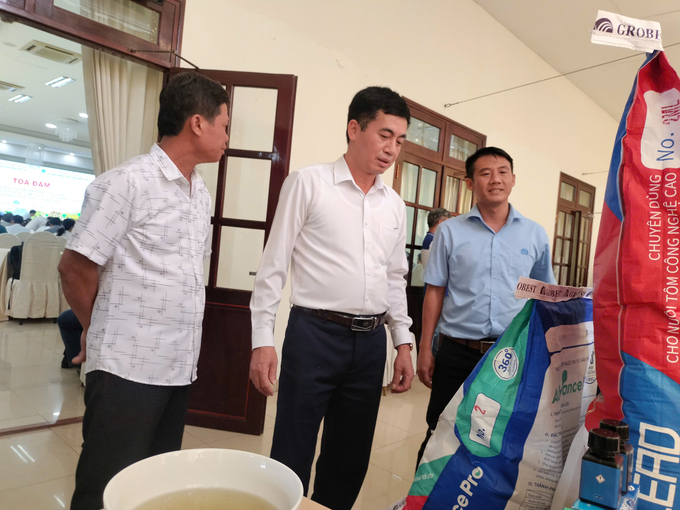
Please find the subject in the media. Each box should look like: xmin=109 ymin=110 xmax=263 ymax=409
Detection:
xmin=182 ymin=0 xmax=618 ymax=354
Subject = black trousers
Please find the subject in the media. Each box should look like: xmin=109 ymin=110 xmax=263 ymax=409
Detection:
xmin=58 ymin=309 xmax=82 ymax=368
xmin=416 ymin=338 xmax=484 ymax=466
xmin=70 ymin=370 xmax=191 ymax=510
xmin=271 ymin=307 xmax=387 ymax=510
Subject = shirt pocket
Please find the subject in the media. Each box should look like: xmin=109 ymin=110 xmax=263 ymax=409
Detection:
xmin=375 ymin=220 xmax=400 ymax=265
xmin=513 ymin=250 xmax=535 ymax=276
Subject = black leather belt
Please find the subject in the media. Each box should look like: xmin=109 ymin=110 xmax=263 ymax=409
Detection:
xmin=293 ymin=305 xmax=387 ymax=332
xmin=440 ymin=333 xmax=496 ymax=354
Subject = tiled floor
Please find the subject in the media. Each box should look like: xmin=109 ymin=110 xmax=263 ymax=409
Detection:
xmin=0 ymin=319 xmax=430 ymax=509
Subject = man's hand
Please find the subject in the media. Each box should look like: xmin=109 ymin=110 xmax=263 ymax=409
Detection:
xmin=250 ymin=346 xmax=278 ymax=396
xmin=391 ymin=344 xmax=414 ymax=393
xmin=417 ymin=347 xmax=435 ymax=389
xmin=71 ymin=329 xmax=88 ymax=364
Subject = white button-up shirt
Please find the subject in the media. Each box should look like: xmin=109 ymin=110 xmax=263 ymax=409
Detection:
xmin=250 ymin=156 xmax=412 ymax=349
xmin=68 ymin=144 xmax=211 ymax=386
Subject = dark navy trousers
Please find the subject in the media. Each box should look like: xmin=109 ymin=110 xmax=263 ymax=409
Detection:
xmin=270 ymin=307 xmax=387 ymax=510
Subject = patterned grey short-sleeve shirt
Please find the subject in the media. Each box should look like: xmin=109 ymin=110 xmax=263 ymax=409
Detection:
xmin=68 ymin=144 xmax=211 ymax=385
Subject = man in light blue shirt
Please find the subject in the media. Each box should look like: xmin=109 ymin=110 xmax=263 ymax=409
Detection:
xmin=415 ymin=147 xmax=555 ymax=464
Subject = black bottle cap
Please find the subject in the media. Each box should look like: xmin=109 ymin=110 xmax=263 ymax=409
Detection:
xmin=600 ymin=419 xmax=630 ymax=441
xmin=588 ymin=428 xmax=620 ymax=455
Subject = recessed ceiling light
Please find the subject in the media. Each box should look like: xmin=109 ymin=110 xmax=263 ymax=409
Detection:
xmin=79 ymin=112 xmax=88 ymax=119
xmin=45 ymin=76 xmax=75 ymax=88
xmin=8 ymin=94 xmax=32 ymax=103
xmin=45 ymin=123 xmax=57 ymax=129
xmin=70 ymin=153 xmax=74 ymax=156
xmin=1 ymin=140 xmax=5 ymax=143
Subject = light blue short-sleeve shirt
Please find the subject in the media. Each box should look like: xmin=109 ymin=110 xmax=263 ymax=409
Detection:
xmin=424 ymin=204 xmax=555 ymax=340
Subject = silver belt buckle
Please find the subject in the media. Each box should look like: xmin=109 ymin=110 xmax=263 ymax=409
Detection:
xmin=351 ymin=316 xmax=375 ymax=332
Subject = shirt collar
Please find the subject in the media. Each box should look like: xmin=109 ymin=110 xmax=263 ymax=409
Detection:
xmin=467 ymin=203 xmax=523 ymax=222
xmin=150 ymin=143 xmax=205 ymax=186
xmin=333 ymin=156 xmax=386 ymax=193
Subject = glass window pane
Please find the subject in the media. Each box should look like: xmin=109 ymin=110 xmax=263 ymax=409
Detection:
xmin=229 ymin=87 xmax=278 ymax=152
xmin=215 ymin=227 xmax=264 ymax=290
xmin=54 ymin=0 xmax=160 ymax=43
xmin=577 ymin=243 xmax=584 ymax=266
xmin=560 ymin=266 xmax=568 ymax=285
xmin=412 ymin=249 xmax=424 ymax=287
xmin=401 ymin=162 xmax=419 ymax=203
xmin=553 ymin=265 xmax=560 ymax=283
xmin=582 ymin=219 xmax=590 ymax=242
xmin=415 ymin=209 xmax=429 ymax=246
xmin=418 ymin=168 xmax=437 ymax=208
xmin=563 ymin=240 xmax=571 ymax=264
xmin=405 ymin=206 xmax=415 ymax=244
xmin=557 ymin=211 xmax=565 ymax=237
xmin=460 ymin=185 xmax=473 ymax=214
xmin=443 ymin=176 xmax=460 ymax=213
xmin=406 ymin=117 xmax=440 ymax=151
xmin=560 ymin=182 xmax=575 ymax=202
xmin=222 ymin=157 xmax=271 ymax=221
xmin=565 ymin=213 xmax=574 ymax=239
xmin=449 ymin=135 xmax=478 ymax=161
xmin=554 ymin=239 xmax=563 ymax=264
xmin=196 ymin=162 xmax=219 ymax=216
xmin=579 ymin=190 xmax=592 ymax=208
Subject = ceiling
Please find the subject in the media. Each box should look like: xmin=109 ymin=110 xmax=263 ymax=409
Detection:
xmin=0 ymin=18 xmax=90 ymax=152
xmin=474 ymin=0 xmax=680 ymax=121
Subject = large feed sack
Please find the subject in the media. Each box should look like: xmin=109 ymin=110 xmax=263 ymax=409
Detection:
xmin=588 ymin=50 xmax=680 ymax=509
xmin=406 ymin=285 xmax=596 ymax=510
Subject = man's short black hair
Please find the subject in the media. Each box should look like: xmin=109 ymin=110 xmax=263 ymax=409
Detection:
xmin=157 ymin=72 xmax=231 ymax=138
xmin=62 ymin=218 xmax=75 ymax=231
xmin=29 ymin=210 xmax=36 ymax=214
xmin=2 ymin=213 xmax=12 ymax=223
xmin=346 ymin=86 xmax=410 ymax=143
xmin=12 ymin=214 xmax=24 ymax=224
xmin=465 ymin=147 xmax=514 ymax=180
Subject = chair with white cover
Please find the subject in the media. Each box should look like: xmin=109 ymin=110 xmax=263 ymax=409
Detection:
xmin=0 ymin=233 xmax=21 ymax=249
xmin=16 ymin=232 xmax=31 ymax=242
xmin=5 ymin=232 xmax=67 ymax=320
xmin=57 ymin=236 xmax=67 ymax=251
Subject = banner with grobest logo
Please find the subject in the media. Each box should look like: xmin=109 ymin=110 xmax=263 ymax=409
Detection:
xmin=591 ymin=10 xmax=662 ymax=53
xmin=588 ymin=50 xmax=680 ymax=510
xmin=405 ymin=288 xmax=596 ymax=510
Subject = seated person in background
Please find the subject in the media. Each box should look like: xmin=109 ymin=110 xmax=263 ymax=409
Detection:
xmin=57 ymin=218 xmax=75 ymax=240
xmin=0 ymin=213 xmax=12 ymax=227
xmin=26 ymin=214 xmax=47 ymax=232
xmin=58 ymin=309 xmax=83 ymax=369
xmin=25 ymin=209 xmax=36 ymax=221
xmin=45 ymin=217 xmax=63 ymax=234
xmin=7 ymin=215 xmax=30 ymax=234
xmin=0 ymin=225 xmax=6 ymax=234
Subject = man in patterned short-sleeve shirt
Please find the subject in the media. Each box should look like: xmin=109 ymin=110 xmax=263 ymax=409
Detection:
xmin=59 ymin=72 xmax=230 ymax=510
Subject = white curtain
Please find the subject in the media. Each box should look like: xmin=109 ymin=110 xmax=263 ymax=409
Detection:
xmin=82 ymin=47 xmax=163 ymax=176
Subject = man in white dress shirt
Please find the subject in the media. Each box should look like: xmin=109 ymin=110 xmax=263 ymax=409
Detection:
xmin=250 ymin=87 xmax=414 ymax=510
xmin=6 ymin=215 xmax=30 ymax=234
xmin=58 ymin=72 xmax=230 ymax=510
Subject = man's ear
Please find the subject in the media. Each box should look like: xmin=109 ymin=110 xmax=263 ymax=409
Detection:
xmin=188 ymin=114 xmax=202 ymax=136
xmin=465 ymin=177 xmax=474 ymax=191
xmin=347 ymin=119 xmax=360 ymax=142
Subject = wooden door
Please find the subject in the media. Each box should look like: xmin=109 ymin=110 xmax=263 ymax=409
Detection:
xmin=169 ymin=68 xmax=297 ymax=435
